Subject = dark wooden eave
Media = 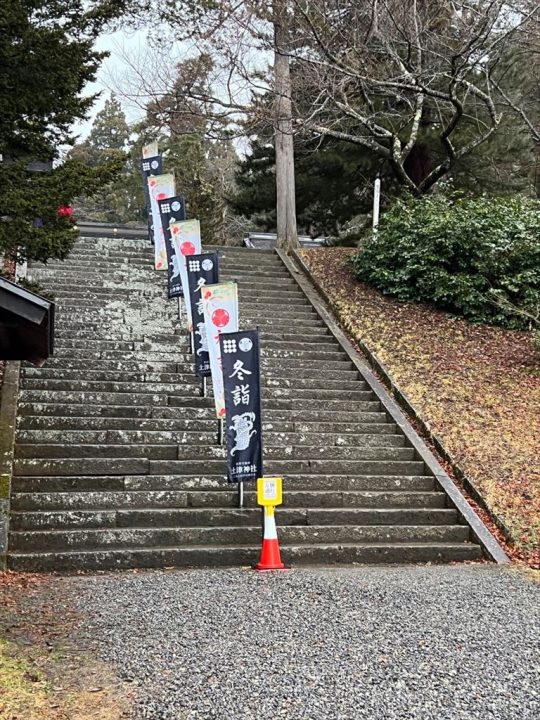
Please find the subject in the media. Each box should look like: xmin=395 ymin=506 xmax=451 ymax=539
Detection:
xmin=0 ymin=278 xmax=55 ymax=365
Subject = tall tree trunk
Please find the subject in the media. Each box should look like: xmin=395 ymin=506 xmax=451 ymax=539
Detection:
xmin=273 ymin=0 xmax=298 ymax=252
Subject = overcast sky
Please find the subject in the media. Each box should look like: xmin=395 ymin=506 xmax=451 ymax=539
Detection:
xmin=73 ymin=29 xmax=148 ymax=141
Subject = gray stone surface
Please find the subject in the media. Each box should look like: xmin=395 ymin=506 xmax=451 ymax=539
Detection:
xmin=8 ymin=236 xmax=499 ymax=569
xmin=71 ymin=565 xmax=540 ymax=720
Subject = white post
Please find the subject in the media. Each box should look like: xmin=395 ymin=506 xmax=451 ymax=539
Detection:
xmin=372 ymin=177 xmax=381 ymax=236
xmin=238 ymin=481 xmax=244 ymax=508
xmin=15 ymin=257 xmax=28 ymax=282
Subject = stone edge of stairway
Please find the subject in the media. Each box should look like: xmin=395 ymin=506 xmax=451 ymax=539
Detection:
xmin=279 ymin=248 xmax=510 ymax=565
xmin=0 ymin=361 xmax=21 ymax=568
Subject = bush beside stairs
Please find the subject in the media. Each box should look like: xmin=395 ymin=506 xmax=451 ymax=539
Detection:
xmin=7 ymin=235 xmax=495 ymax=570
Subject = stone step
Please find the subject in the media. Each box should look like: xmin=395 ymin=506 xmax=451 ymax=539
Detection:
xmin=17 ymin=403 xmax=387 ymax=423
xmin=54 ymin=307 xmax=319 ymax=324
xmin=10 ymin=236 xmax=489 ymax=571
xmin=35 ymin=356 xmax=355 ymax=374
xmin=9 ymin=524 xmax=471 ymax=552
xmin=18 ymin=416 xmax=396 ymax=435
xmin=54 ymin=315 xmax=327 ymax=331
xmin=28 ymin=336 xmax=343 ymax=357
xmin=33 ymin=272 xmax=299 ymax=289
xmin=54 ymin=330 xmax=335 ymax=346
xmin=10 ymin=489 xmax=446 ymax=512
xmin=6 ymin=542 xmax=482 ymax=572
xmin=16 ymin=429 xmax=403 ymax=448
xmin=45 ymin=255 xmax=283 ymax=268
xmin=13 ymin=458 xmax=426 ymax=476
xmin=12 ymin=474 xmax=434 ymax=493
xmin=51 ymin=327 xmax=330 ymax=344
xmin=42 ymin=263 xmax=292 ymax=278
xmin=70 ymin=245 xmax=277 ymax=258
xmin=34 ymin=359 xmax=179 ymax=372
xmin=15 ymin=444 xmax=414 ymax=461
xmin=53 ymin=307 xmax=320 ymax=324
xmin=21 ymin=367 xmax=361 ymax=385
xmin=19 ymin=389 xmax=376 ymax=407
xmin=48 ymin=287 xmax=139 ymax=297
xmin=9 ymin=506 xmax=458 ymax=531
xmin=54 ymin=293 xmax=312 ymax=309
xmin=20 ymin=385 xmax=373 ymax=404
xmin=263 ymin=397 xmax=382 ymax=411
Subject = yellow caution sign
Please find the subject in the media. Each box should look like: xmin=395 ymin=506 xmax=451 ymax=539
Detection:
xmin=255 ymin=477 xmax=285 ymax=570
xmin=257 ymin=476 xmax=283 ymax=507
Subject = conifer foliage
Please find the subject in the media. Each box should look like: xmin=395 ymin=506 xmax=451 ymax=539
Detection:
xmin=0 ymin=0 xmax=126 ymax=263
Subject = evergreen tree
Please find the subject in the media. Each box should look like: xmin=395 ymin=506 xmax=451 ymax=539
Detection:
xmin=70 ymin=94 xmax=144 ymax=223
xmin=0 ymin=0 xmax=126 ymax=263
xmin=231 ymin=134 xmax=397 ymax=238
xmin=138 ymin=56 xmax=239 ymax=244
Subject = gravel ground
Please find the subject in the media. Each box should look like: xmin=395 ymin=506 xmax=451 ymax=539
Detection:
xmin=72 ymin=565 xmax=539 ymax=720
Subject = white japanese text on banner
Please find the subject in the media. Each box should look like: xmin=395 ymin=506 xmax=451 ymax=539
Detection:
xmin=220 ymin=329 xmax=263 ymax=484
xmin=158 ymin=196 xmax=186 ymax=298
xmin=202 ymin=282 xmax=239 ymax=418
xmin=170 ymin=220 xmax=202 ymax=331
xmin=148 ymin=173 xmax=176 ymax=270
xmin=140 ymin=154 xmax=162 ymax=244
xmin=186 ymin=253 xmax=219 ymax=377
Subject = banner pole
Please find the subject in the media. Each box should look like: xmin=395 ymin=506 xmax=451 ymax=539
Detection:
xmin=189 ymin=332 xmax=194 ymax=354
xmin=238 ymin=481 xmax=244 ymax=508
xmin=177 ymin=296 xmax=182 ymax=322
xmin=217 ymin=418 xmax=224 ymax=445
xmin=201 ymin=376 xmax=206 ymax=397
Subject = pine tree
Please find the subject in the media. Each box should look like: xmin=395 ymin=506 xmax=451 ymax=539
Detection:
xmin=0 ymin=0 xmax=126 ymax=263
xmin=231 ymin=134 xmax=395 ymax=238
xmin=70 ymin=94 xmax=144 ymax=223
xmin=138 ymin=56 xmax=239 ymax=244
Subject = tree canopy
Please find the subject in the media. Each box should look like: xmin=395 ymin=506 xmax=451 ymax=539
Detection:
xmin=0 ymin=0 xmax=126 ymax=263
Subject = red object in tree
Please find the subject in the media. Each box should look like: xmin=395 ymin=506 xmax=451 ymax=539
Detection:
xmin=180 ymin=241 xmax=196 ymax=256
xmin=212 ymin=308 xmax=230 ymax=328
xmin=57 ymin=205 xmax=74 ymax=219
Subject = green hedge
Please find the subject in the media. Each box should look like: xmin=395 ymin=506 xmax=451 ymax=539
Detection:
xmin=351 ymin=195 xmax=540 ymax=329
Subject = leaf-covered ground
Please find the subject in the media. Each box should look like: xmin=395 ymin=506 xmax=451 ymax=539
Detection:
xmin=302 ymin=248 xmax=540 ymax=567
xmin=0 ymin=572 xmax=132 ymax=719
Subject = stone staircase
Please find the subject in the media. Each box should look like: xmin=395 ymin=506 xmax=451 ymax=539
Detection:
xmin=7 ymin=236 xmax=491 ymax=570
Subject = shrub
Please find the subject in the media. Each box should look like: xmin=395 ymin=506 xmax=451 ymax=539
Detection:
xmin=350 ymin=195 xmax=540 ymax=329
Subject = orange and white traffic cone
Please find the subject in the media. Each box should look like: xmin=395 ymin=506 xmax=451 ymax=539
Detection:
xmin=254 ymin=506 xmax=285 ymax=571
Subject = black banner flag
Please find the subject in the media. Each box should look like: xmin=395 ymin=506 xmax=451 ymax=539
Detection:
xmin=187 ymin=253 xmax=219 ymax=376
xmin=219 ymin=329 xmax=263 ymax=484
xmin=140 ymin=154 xmax=163 ymax=244
xmin=158 ymin=196 xmax=187 ymax=298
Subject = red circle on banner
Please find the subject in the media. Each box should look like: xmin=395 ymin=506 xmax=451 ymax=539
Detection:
xmin=180 ymin=241 xmax=196 ymax=256
xmin=156 ymin=192 xmax=167 ymax=200
xmin=219 ymin=408 xmax=226 ymax=417
xmin=203 ymin=290 xmax=212 ymax=299
xmin=172 ymin=225 xmax=179 ymax=234
xmin=149 ymin=179 xmax=156 ymax=187
xmin=212 ymin=308 xmax=230 ymax=327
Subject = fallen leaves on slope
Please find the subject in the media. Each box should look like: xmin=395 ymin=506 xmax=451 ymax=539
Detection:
xmin=0 ymin=572 xmax=133 ymax=719
xmin=302 ymin=248 xmax=540 ymax=567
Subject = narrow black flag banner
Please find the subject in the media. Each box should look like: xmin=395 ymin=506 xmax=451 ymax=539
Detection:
xmin=187 ymin=253 xmax=219 ymax=376
xmin=219 ymin=329 xmax=263 ymax=484
xmin=158 ymin=196 xmax=187 ymax=298
xmin=140 ymin=154 xmax=163 ymax=244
